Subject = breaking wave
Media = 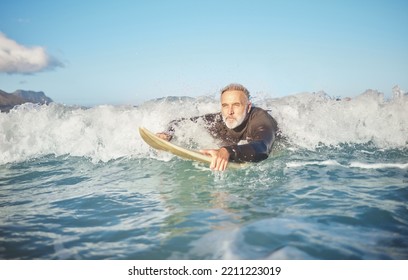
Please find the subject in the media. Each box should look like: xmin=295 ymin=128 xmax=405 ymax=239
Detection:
xmin=1 ymin=90 xmax=407 ymax=164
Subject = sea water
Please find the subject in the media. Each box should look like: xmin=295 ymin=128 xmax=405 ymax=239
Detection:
xmin=0 ymin=90 xmax=407 ymax=259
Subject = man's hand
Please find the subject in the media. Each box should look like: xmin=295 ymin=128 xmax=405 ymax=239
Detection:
xmin=200 ymin=147 xmax=230 ymax=171
xmin=156 ymin=132 xmax=172 ymax=141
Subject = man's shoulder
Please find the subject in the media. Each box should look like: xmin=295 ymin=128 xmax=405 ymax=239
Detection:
xmin=250 ymin=107 xmax=273 ymax=118
xmin=249 ymin=107 xmax=278 ymax=128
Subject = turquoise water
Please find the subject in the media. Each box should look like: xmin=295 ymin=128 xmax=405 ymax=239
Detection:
xmin=1 ymin=92 xmax=407 ymax=259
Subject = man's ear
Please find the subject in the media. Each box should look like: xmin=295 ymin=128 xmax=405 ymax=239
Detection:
xmin=247 ymin=102 xmax=252 ymax=113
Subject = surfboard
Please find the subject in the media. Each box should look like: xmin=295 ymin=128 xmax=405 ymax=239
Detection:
xmin=139 ymin=127 xmax=243 ymax=169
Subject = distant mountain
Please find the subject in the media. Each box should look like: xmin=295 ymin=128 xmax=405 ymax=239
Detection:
xmin=12 ymin=90 xmax=53 ymax=104
xmin=0 ymin=89 xmax=53 ymax=112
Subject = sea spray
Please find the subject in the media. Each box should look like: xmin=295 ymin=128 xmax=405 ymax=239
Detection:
xmin=1 ymin=91 xmax=407 ymax=165
xmin=268 ymin=90 xmax=408 ymax=149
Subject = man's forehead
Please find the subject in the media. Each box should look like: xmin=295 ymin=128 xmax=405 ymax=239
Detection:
xmin=221 ymin=90 xmax=248 ymax=102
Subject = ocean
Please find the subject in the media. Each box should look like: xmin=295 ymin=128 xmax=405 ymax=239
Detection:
xmin=0 ymin=90 xmax=407 ymax=259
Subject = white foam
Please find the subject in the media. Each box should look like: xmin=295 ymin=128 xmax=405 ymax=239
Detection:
xmin=0 ymin=97 xmax=219 ymax=165
xmin=286 ymin=160 xmax=408 ymax=170
xmin=286 ymin=160 xmax=343 ymax=168
xmin=1 ymin=89 xmax=407 ymax=164
xmin=266 ymin=90 xmax=408 ymax=149
xmin=349 ymin=162 xmax=408 ymax=169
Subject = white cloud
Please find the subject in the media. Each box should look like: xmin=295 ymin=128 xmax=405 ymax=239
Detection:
xmin=0 ymin=32 xmax=63 ymax=74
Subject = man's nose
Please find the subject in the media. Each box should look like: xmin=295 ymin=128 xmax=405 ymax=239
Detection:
xmin=228 ymin=106 xmax=234 ymax=115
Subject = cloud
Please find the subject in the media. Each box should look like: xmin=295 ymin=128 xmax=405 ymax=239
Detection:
xmin=0 ymin=32 xmax=64 ymax=74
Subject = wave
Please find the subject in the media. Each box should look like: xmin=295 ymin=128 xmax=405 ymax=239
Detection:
xmin=0 ymin=90 xmax=407 ymax=164
xmin=269 ymin=90 xmax=408 ymax=149
xmin=286 ymin=160 xmax=408 ymax=169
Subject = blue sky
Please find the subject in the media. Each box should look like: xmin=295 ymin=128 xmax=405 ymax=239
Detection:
xmin=1 ymin=0 xmax=407 ymax=105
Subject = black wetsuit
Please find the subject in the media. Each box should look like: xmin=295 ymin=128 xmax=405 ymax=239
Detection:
xmin=167 ymin=107 xmax=278 ymax=163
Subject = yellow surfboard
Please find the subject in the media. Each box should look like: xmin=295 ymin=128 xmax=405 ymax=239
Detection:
xmin=139 ymin=127 xmax=243 ymax=169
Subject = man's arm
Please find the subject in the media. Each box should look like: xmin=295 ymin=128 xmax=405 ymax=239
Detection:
xmin=200 ymin=111 xmax=278 ymax=169
xmin=223 ymin=138 xmax=271 ymax=162
xmin=157 ymin=110 xmax=277 ymax=169
xmin=223 ymin=112 xmax=277 ymax=163
xmin=156 ymin=114 xmax=219 ymax=141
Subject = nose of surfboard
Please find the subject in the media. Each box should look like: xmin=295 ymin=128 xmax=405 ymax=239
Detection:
xmin=138 ymin=127 xmax=244 ymax=169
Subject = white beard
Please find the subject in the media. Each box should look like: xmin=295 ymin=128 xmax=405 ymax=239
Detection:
xmin=222 ymin=111 xmax=247 ymax=129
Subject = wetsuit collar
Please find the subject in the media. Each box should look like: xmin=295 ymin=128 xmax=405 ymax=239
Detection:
xmin=231 ymin=106 xmax=253 ymax=132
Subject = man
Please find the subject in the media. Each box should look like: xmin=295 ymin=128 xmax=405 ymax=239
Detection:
xmin=157 ymin=83 xmax=278 ymax=171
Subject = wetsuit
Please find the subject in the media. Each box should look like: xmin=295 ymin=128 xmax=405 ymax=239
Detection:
xmin=166 ymin=107 xmax=278 ymax=163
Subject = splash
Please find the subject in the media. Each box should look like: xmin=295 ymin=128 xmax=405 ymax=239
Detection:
xmin=268 ymin=90 xmax=408 ymax=149
xmin=0 ymin=90 xmax=407 ymax=164
xmin=0 ymin=97 xmax=219 ymax=165
xmin=286 ymin=160 xmax=408 ymax=169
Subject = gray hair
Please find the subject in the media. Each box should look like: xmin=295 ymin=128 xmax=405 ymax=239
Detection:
xmin=220 ymin=83 xmax=250 ymax=99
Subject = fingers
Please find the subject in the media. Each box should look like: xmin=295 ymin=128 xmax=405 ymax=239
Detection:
xmin=156 ymin=132 xmax=172 ymax=141
xmin=211 ymin=156 xmax=227 ymax=171
xmin=199 ymin=149 xmax=211 ymax=156
xmin=215 ymin=157 xmax=228 ymax=171
xmin=200 ymin=149 xmax=228 ymax=171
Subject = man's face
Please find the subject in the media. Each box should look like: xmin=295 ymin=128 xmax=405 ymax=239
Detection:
xmin=221 ymin=90 xmax=251 ymax=129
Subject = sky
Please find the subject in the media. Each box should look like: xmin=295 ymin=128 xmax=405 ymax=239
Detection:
xmin=0 ymin=0 xmax=407 ymax=105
